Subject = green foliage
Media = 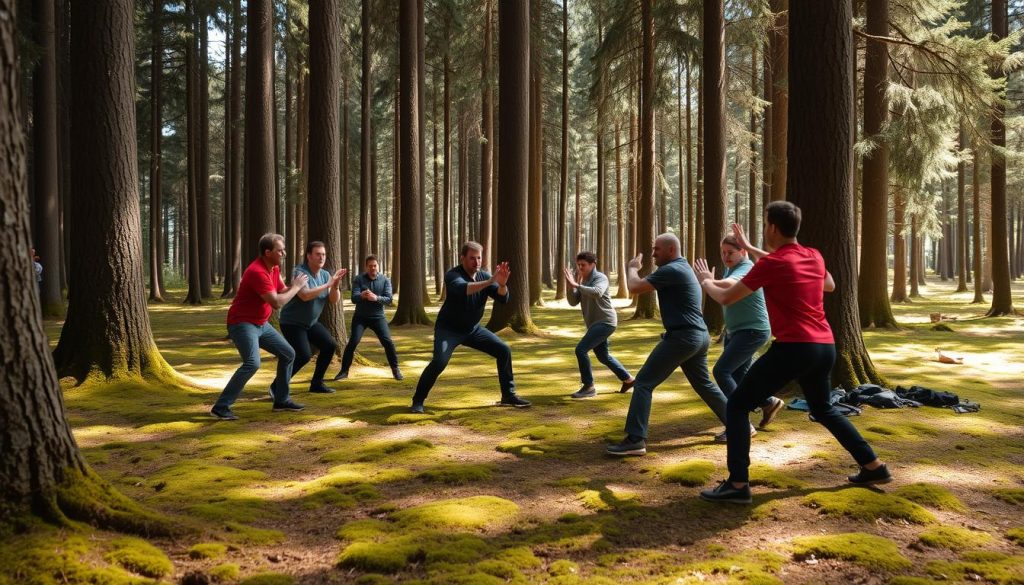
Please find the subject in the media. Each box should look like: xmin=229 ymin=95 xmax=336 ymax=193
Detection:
xmin=803 ymin=488 xmax=935 ymax=524
xmin=188 ymin=542 xmax=227 ymax=560
xmin=792 ymin=533 xmax=912 ymax=571
xmin=918 ymin=526 xmax=993 ymax=550
xmin=104 ymin=538 xmax=173 ymax=578
xmin=894 ymin=483 xmax=967 ymax=512
xmin=660 ymin=459 xmax=716 ymax=486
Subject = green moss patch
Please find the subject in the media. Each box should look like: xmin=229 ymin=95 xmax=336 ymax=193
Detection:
xmin=188 ymin=542 xmax=228 ymax=560
xmin=338 ymin=540 xmax=421 ymax=573
xmin=146 ymin=461 xmax=271 ymax=522
xmin=492 ymin=545 xmax=542 ymax=569
xmin=354 ymin=575 xmax=394 ymax=585
xmin=496 ymin=438 xmax=552 ymax=458
xmin=238 ymin=573 xmax=295 ymax=585
xmin=803 ymin=488 xmax=935 ymax=524
xmin=354 ymin=438 xmax=436 ymax=462
xmin=0 ymin=529 xmax=152 ymax=585
xmin=549 ymin=559 xmax=580 ymax=576
xmin=927 ymin=551 xmax=1024 ymax=584
xmin=894 ymin=483 xmax=967 ymax=512
xmin=300 ymin=483 xmax=380 ymax=510
xmin=918 ymin=526 xmax=993 ymax=550
xmin=993 ymin=488 xmax=1024 ymax=506
xmin=417 ymin=464 xmax=495 ymax=485
xmin=683 ymin=550 xmax=786 ymax=584
xmin=660 ymin=459 xmax=716 ymax=486
xmin=391 ymin=496 xmax=519 ymax=531
xmin=748 ymin=464 xmax=807 ymax=489
xmin=1007 ymin=527 xmax=1024 ymax=545
xmin=210 ymin=562 xmax=241 ymax=581
xmin=792 ymin=533 xmax=912 ymax=571
xmin=105 ymin=537 xmax=173 ymax=578
xmin=221 ymin=521 xmax=286 ymax=545
xmin=888 ymin=578 xmax=942 ymax=585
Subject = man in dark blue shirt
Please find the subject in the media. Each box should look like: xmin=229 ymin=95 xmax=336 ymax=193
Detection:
xmin=411 ymin=241 xmax=531 ymax=413
xmin=337 ymin=255 xmax=402 ymax=381
xmin=606 ymin=233 xmax=728 ymax=456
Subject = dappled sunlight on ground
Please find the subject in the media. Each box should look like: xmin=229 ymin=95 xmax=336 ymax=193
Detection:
xmin=18 ymin=278 xmax=1024 ymax=584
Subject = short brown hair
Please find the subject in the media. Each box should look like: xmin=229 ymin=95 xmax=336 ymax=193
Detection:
xmin=305 ymin=241 xmax=326 ymax=255
xmin=721 ymin=235 xmax=741 ymax=250
xmin=765 ymin=201 xmax=801 ymax=238
xmin=364 ymin=254 xmax=379 ymax=265
xmin=460 ymin=241 xmax=483 ymax=256
xmin=576 ymin=251 xmax=597 ymax=264
xmin=258 ymin=233 xmax=285 ymax=256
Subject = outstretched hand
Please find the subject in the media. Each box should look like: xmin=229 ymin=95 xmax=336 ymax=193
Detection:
xmin=628 ymin=254 xmax=643 ymax=271
xmin=493 ymin=261 xmax=511 ymax=287
xmin=332 ymin=268 xmax=348 ymax=284
xmin=562 ymin=267 xmax=578 ymax=289
xmin=693 ymin=258 xmax=715 ymax=283
xmin=292 ymin=273 xmax=309 ymax=289
xmin=731 ymin=223 xmax=751 ymax=251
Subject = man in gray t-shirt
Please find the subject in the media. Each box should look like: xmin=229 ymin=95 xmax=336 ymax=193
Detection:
xmin=606 ymin=233 xmax=729 ymax=456
xmin=564 ymin=251 xmax=634 ymax=398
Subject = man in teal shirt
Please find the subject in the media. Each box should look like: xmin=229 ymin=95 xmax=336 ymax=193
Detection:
xmin=695 ymin=235 xmax=785 ymax=440
xmin=277 ymin=241 xmax=347 ymax=395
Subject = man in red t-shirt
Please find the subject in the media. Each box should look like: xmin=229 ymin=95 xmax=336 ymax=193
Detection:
xmin=211 ymin=233 xmax=309 ymax=420
xmin=694 ymin=201 xmax=890 ymax=504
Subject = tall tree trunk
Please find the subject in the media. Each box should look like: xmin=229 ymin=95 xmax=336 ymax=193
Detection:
xmin=987 ymin=0 xmax=1014 ymax=315
xmin=393 ymin=84 xmax=402 ymax=292
xmin=244 ymin=0 xmax=276 ymax=261
xmin=595 ymin=10 xmax=607 ymax=276
xmin=341 ymin=75 xmax=351 ymax=285
xmin=748 ymin=47 xmax=758 ymax=244
xmin=197 ymin=7 xmax=212 ymax=298
xmin=555 ymin=0 xmax=568 ymax=300
xmin=910 ymin=216 xmax=921 ymax=297
xmin=858 ymin=0 xmax=897 ymax=326
xmin=788 ymin=0 xmax=884 ymax=387
xmin=52 ymin=0 xmax=178 ymax=384
xmin=226 ymin=0 xmax=242 ymax=295
xmin=308 ymin=0 xmax=353 ymax=357
xmin=972 ymin=143 xmax=984 ymax=303
xmin=443 ymin=54 xmax=452 ymax=267
xmin=615 ymin=121 xmax=628 ymax=298
xmin=359 ymin=0 xmax=372 ymax=263
xmin=699 ymin=0 xmax=726 ymax=330
xmin=32 ymin=0 xmax=64 ymax=316
xmin=528 ymin=3 xmax=544 ymax=307
xmin=695 ymin=66 xmax=705 ymax=258
xmin=432 ymin=76 xmax=443 ymax=293
xmin=149 ymin=0 xmax=166 ymax=303
xmin=891 ymin=191 xmax=908 ymax=302
xmin=768 ymin=0 xmax=788 ymax=203
xmin=221 ymin=14 xmax=234 ymax=298
xmin=676 ymin=56 xmax=686 ymax=249
xmin=487 ymin=0 xmax=537 ymax=333
xmin=686 ymin=58 xmax=695 ymax=259
xmin=630 ymin=0 xmax=657 ymax=319
xmin=956 ymin=125 xmax=968 ymax=291
xmin=480 ymin=0 xmax=494 ymax=269
xmin=389 ymin=0 xmax=430 ymax=325
xmin=184 ymin=0 xmax=203 ymax=305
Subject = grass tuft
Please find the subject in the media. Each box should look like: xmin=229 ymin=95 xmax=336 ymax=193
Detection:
xmin=803 ymin=488 xmax=935 ymax=524
xmin=792 ymin=533 xmax=912 ymax=571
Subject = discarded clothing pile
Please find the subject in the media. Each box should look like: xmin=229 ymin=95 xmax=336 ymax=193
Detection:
xmin=785 ymin=383 xmax=979 ymax=415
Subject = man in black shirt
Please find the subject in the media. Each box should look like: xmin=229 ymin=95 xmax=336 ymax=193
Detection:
xmin=411 ymin=241 xmax=531 ymax=413
xmin=337 ymin=254 xmax=402 ymax=381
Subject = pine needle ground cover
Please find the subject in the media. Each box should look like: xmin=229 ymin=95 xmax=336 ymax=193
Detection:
xmin=6 ymin=278 xmax=1023 ymax=584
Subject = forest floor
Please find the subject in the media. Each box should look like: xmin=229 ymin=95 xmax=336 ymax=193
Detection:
xmin=4 ymin=276 xmax=1024 ymax=585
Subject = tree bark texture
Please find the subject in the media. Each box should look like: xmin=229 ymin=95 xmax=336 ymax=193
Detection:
xmin=486 ymin=0 xmax=536 ymax=334
xmin=699 ymin=0 xmax=726 ymax=331
xmin=987 ymin=0 xmax=1015 ymax=316
xmin=555 ymin=0 xmax=568 ymax=300
xmin=52 ymin=0 xmax=177 ymax=384
xmin=244 ymin=0 xmax=276 ymax=261
xmin=769 ymin=0 xmax=788 ymax=203
xmin=479 ymin=0 xmax=494 ymax=270
xmin=787 ymin=0 xmax=884 ymax=388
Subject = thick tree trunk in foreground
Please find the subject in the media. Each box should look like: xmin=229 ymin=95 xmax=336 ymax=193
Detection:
xmin=858 ymin=0 xmax=897 ymax=327
xmin=631 ymin=0 xmax=657 ymax=319
xmin=392 ymin=0 xmax=431 ymax=325
xmin=988 ymin=0 xmax=1015 ymax=316
xmin=698 ymin=0 xmax=725 ymax=330
xmin=52 ymin=0 xmax=178 ymax=384
xmin=486 ymin=0 xmax=537 ymax=334
xmin=787 ymin=0 xmax=884 ymax=387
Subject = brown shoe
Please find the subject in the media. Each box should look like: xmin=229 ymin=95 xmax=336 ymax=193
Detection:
xmin=758 ymin=396 xmax=785 ymax=428
xmin=619 ymin=378 xmax=635 ymax=393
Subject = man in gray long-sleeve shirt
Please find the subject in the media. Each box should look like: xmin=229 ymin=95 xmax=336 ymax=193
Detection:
xmin=564 ymin=251 xmax=635 ymax=399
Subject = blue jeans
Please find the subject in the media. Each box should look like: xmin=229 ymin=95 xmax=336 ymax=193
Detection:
xmin=214 ymin=322 xmax=296 ymax=411
xmin=413 ymin=325 xmax=515 ymax=405
xmin=714 ymin=329 xmax=775 ymax=411
xmin=576 ymin=322 xmax=632 ymax=386
xmin=725 ymin=342 xmax=878 ymax=483
xmin=280 ymin=322 xmax=337 ymax=390
xmin=340 ymin=314 xmax=399 ymax=371
xmin=624 ymin=329 xmax=728 ymax=439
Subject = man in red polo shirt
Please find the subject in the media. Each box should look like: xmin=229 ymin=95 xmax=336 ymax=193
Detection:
xmin=696 ymin=201 xmax=890 ymax=504
xmin=211 ymin=233 xmax=309 ymax=420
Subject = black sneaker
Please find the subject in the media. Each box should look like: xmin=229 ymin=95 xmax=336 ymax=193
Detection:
xmin=309 ymin=384 xmax=335 ymax=394
xmin=847 ymin=463 xmax=892 ymax=485
xmin=570 ymin=385 xmax=596 ymax=399
xmin=758 ymin=396 xmax=785 ymax=428
xmin=605 ymin=435 xmax=646 ymax=456
xmin=391 ymin=367 xmax=404 ymax=381
xmin=700 ymin=480 xmax=753 ymax=504
xmin=272 ymin=400 xmax=305 ymax=412
xmin=334 ymin=370 xmax=349 ymax=380
xmin=498 ymin=394 xmax=531 ymax=408
xmin=210 ymin=408 xmax=238 ymax=421
xmin=619 ymin=379 xmax=636 ymax=393
xmin=410 ymin=402 xmax=425 ymax=414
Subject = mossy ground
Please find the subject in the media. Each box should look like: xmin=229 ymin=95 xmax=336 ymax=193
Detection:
xmin=3 ymin=278 xmax=1023 ymax=583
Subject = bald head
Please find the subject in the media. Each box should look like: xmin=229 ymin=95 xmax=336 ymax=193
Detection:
xmin=652 ymin=233 xmax=682 ymax=266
